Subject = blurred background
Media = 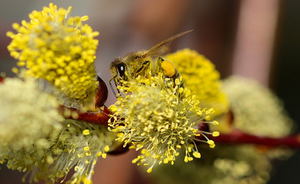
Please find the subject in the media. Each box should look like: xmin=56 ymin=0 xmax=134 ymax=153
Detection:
xmin=0 ymin=0 xmax=300 ymax=183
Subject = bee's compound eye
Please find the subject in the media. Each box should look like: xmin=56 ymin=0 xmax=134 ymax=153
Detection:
xmin=117 ymin=62 xmax=126 ymax=77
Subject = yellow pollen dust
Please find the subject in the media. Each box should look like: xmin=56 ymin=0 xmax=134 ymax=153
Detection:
xmin=83 ymin=129 xmax=90 ymax=136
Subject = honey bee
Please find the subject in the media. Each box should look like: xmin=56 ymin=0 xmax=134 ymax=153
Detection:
xmin=109 ymin=30 xmax=192 ymax=95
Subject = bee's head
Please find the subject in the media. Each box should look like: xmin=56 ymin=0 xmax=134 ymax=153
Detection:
xmin=109 ymin=58 xmax=128 ymax=97
xmin=110 ymin=58 xmax=127 ymax=79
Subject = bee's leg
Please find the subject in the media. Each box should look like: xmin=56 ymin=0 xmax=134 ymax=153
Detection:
xmin=159 ymin=57 xmax=176 ymax=78
xmin=109 ymin=76 xmax=119 ymax=98
xmin=158 ymin=57 xmax=182 ymax=82
xmin=156 ymin=57 xmax=164 ymax=74
xmin=158 ymin=57 xmax=184 ymax=92
xmin=135 ymin=60 xmax=150 ymax=77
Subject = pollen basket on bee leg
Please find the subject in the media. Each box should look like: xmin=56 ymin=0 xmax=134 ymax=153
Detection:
xmin=161 ymin=60 xmax=176 ymax=77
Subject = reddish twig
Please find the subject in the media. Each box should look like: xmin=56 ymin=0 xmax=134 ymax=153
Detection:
xmin=206 ymin=129 xmax=300 ymax=149
xmin=59 ymin=105 xmax=111 ymax=126
xmin=62 ymin=106 xmax=300 ymax=149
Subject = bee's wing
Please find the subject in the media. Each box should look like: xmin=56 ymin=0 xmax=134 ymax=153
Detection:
xmin=142 ymin=30 xmax=193 ymax=58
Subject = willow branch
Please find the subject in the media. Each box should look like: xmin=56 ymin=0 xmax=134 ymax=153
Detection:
xmin=59 ymin=105 xmax=111 ymax=126
xmin=206 ymin=129 xmax=300 ymax=149
xmin=63 ymin=107 xmax=300 ymax=149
